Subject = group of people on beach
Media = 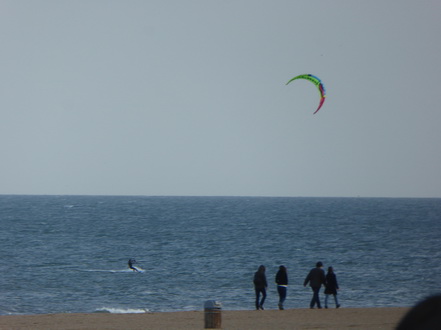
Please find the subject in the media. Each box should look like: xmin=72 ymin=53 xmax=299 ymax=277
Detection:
xmin=253 ymin=261 xmax=340 ymax=310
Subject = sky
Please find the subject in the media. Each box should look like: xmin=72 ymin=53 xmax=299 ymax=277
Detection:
xmin=1 ymin=1 xmax=440 ymax=198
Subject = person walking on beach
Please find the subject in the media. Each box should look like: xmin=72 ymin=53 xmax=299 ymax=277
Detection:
xmin=324 ymin=266 xmax=340 ymax=308
xmin=303 ymin=261 xmax=326 ymax=309
xmin=275 ymin=265 xmax=288 ymax=310
xmin=253 ymin=265 xmax=268 ymax=310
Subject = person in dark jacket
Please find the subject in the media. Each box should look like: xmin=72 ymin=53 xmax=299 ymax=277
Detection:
xmin=253 ymin=265 xmax=268 ymax=310
xmin=303 ymin=261 xmax=326 ymax=309
xmin=324 ymin=266 xmax=340 ymax=308
xmin=275 ymin=265 xmax=288 ymax=310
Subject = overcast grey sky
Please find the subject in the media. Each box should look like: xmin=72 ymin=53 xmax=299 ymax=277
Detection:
xmin=1 ymin=1 xmax=440 ymax=197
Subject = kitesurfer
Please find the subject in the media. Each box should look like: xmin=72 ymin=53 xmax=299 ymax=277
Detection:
xmin=128 ymin=259 xmax=138 ymax=272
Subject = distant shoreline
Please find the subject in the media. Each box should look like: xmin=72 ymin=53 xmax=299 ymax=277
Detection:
xmin=0 ymin=307 xmax=409 ymax=330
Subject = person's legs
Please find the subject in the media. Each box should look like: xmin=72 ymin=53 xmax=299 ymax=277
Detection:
xmin=255 ymin=288 xmax=261 ymax=310
xmin=278 ymin=286 xmax=287 ymax=310
xmin=259 ymin=288 xmax=267 ymax=309
xmin=312 ymin=287 xmax=321 ymax=308
xmin=310 ymin=287 xmax=317 ymax=308
xmin=325 ymin=294 xmax=329 ymax=308
xmin=334 ymin=294 xmax=340 ymax=308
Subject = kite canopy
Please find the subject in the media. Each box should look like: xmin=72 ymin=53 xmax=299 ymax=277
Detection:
xmin=286 ymin=74 xmax=326 ymax=114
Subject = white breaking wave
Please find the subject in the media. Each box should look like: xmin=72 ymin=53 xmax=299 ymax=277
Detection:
xmin=95 ymin=307 xmax=150 ymax=314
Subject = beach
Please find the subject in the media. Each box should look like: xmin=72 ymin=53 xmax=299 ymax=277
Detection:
xmin=0 ymin=307 xmax=409 ymax=329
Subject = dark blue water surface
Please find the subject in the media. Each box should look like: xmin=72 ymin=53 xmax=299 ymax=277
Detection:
xmin=1 ymin=195 xmax=440 ymax=314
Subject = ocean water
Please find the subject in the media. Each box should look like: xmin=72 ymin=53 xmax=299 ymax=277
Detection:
xmin=0 ymin=195 xmax=440 ymax=315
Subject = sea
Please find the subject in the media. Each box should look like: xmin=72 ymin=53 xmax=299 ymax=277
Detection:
xmin=1 ymin=195 xmax=440 ymax=315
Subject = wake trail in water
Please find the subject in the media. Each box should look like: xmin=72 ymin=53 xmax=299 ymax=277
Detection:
xmin=82 ymin=268 xmax=145 ymax=274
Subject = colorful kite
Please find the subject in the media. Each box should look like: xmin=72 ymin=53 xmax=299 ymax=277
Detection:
xmin=286 ymin=74 xmax=326 ymax=114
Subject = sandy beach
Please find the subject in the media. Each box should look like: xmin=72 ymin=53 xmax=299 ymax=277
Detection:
xmin=0 ymin=307 xmax=409 ymax=330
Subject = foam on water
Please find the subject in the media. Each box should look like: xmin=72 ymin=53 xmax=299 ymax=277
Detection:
xmin=95 ymin=307 xmax=149 ymax=314
xmin=82 ymin=268 xmax=145 ymax=273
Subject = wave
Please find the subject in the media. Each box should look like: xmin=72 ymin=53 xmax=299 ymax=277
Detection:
xmin=95 ymin=307 xmax=149 ymax=314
